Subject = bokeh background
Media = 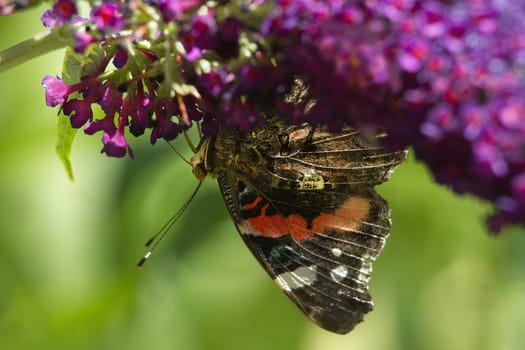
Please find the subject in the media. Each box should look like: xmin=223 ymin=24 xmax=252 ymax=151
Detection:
xmin=1 ymin=7 xmax=525 ymax=350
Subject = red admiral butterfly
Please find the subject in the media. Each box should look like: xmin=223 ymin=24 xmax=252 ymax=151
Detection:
xmin=190 ymin=117 xmax=407 ymax=334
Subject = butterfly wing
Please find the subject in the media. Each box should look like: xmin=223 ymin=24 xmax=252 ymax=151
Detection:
xmin=209 ymin=124 xmax=405 ymax=334
xmin=217 ymin=171 xmax=393 ymax=334
xmin=248 ymin=126 xmax=407 ymax=190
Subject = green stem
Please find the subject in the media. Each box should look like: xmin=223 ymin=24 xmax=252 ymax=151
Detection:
xmin=0 ymin=25 xmax=75 ymax=74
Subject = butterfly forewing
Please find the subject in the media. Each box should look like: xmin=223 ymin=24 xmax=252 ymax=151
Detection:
xmin=217 ymin=172 xmax=392 ymax=334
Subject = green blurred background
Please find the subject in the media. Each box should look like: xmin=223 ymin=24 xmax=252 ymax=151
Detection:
xmin=1 ymin=8 xmax=525 ymax=350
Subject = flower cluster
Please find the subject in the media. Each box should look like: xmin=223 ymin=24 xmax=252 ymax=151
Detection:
xmin=4 ymin=0 xmax=525 ymax=232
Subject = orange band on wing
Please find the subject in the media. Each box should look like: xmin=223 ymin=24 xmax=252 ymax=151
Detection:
xmin=311 ymin=197 xmax=370 ymax=234
xmin=243 ymin=197 xmax=370 ymax=239
xmin=242 ymin=196 xmax=263 ymax=210
xmin=244 ymin=197 xmax=370 ymax=240
xmin=245 ymin=203 xmax=290 ymax=238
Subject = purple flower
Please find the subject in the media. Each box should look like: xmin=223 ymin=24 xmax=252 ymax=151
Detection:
xmin=150 ymin=97 xmax=182 ymax=143
xmin=41 ymin=10 xmax=58 ymax=27
xmin=473 ymin=141 xmax=508 ymax=177
xmin=73 ymin=30 xmax=94 ymax=53
xmin=85 ymin=115 xmax=116 ymax=135
xmin=101 ymin=115 xmax=133 ymax=158
xmin=98 ymin=87 xmax=123 ymax=115
xmin=63 ymin=99 xmax=94 ymax=128
xmin=41 ymin=0 xmax=77 ymax=27
xmin=511 ymin=174 xmax=525 ymax=205
xmin=199 ymin=69 xmax=234 ymax=97
xmin=215 ymin=100 xmax=264 ymax=131
xmin=214 ymin=17 xmax=242 ymax=60
xmin=42 ymin=75 xmax=70 ymax=107
xmin=52 ymin=0 xmax=77 ymax=20
xmin=128 ymin=82 xmax=152 ymax=136
xmin=85 ymin=100 xmax=133 ymax=158
xmin=239 ymin=64 xmax=268 ymax=92
xmin=157 ymin=0 xmax=203 ymax=22
xmin=397 ymin=38 xmax=429 ymax=73
xmin=113 ymin=48 xmax=128 ymax=68
xmin=91 ymin=1 xmax=124 ymax=32
xmin=180 ymin=11 xmax=217 ymax=54
xmin=0 ymin=0 xmax=15 ymax=15
xmin=101 ymin=130 xmax=129 ymax=157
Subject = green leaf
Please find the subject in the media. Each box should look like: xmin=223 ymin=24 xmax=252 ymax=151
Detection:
xmin=62 ymin=44 xmax=106 ymax=84
xmin=55 ymin=45 xmax=107 ymax=181
xmin=80 ymin=44 xmax=107 ymax=78
xmin=56 ymin=114 xmax=78 ymax=182
xmin=61 ymin=47 xmax=83 ymax=85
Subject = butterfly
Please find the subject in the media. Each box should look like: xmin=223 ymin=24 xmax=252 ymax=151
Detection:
xmin=189 ymin=116 xmax=407 ymax=334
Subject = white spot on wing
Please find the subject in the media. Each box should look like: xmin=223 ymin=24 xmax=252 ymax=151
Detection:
xmin=274 ymin=265 xmax=318 ymax=292
xmin=275 ymin=275 xmax=292 ymax=292
xmin=331 ymin=247 xmax=342 ymax=257
xmin=330 ymin=265 xmax=348 ymax=282
xmin=357 ymin=262 xmax=372 ymax=282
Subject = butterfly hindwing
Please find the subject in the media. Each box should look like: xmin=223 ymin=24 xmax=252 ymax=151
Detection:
xmin=245 ymin=125 xmax=407 ymax=190
xmin=217 ymin=172 xmax=392 ymax=334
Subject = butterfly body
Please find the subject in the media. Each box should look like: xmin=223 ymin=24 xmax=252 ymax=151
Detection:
xmin=191 ymin=117 xmax=406 ymax=334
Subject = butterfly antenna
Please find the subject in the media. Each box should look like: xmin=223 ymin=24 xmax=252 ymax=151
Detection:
xmin=196 ymin=119 xmax=203 ymax=139
xmin=166 ymin=141 xmax=192 ymax=166
xmin=182 ymin=127 xmax=196 ymax=153
xmin=175 ymin=94 xmax=198 ymax=153
xmin=136 ymin=181 xmax=203 ymax=268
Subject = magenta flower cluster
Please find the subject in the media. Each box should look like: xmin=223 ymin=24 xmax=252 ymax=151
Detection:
xmin=37 ymin=0 xmax=525 ymax=233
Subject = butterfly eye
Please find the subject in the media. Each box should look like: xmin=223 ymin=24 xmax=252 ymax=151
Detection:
xmin=192 ymin=163 xmax=208 ymax=180
xmin=190 ymin=153 xmax=208 ymax=180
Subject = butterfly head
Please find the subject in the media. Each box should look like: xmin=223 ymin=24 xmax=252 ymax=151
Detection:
xmin=190 ymin=136 xmax=211 ymax=181
xmin=190 ymin=127 xmax=243 ymax=180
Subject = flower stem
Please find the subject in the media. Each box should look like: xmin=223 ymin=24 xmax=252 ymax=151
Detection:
xmin=0 ymin=26 xmax=75 ymax=74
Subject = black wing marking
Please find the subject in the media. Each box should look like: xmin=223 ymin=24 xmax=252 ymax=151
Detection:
xmin=217 ymin=173 xmax=391 ymax=334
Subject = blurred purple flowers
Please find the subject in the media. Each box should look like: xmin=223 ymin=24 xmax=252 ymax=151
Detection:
xmin=41 ymin=0 xmax=77 ymax=26
xmin=33 ymin=0 xmax=525 ymax=232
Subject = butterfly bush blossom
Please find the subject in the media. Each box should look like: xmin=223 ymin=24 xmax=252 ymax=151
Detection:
xmin=2 ymin=0 xmax=525 ymax=233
